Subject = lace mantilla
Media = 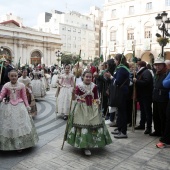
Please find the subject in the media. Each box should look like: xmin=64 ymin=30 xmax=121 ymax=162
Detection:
xmin=77 ymin=82 xmax=95 ymax=99
xmin=6 ymin=82 xmax=23 ymax=92
xmin=60 ymin=73 xmax=74 ymax=79
xmin=2 ymin=82 xmax=24 ymax=101
xmin=59 ymin=73 xmax=74 ymax=87
xmin=18 ymin=77 xmax=31 ymax=86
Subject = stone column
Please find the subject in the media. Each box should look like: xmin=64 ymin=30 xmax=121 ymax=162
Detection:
xmin=23 ymin=44 xmax=27 ymax=65
xmin=18 ymin=43 xmax=23 ymax=67
xmin=119 ymin=19 xmax=125 ymax=53
xmin=42 ymin=45 xmax=47 ymax=64
xmin=102 ymin=26 xmax=108 ymax=61
xmin=51 ymin=47 xmax=55 ymax=65
xmin=46 ymin=47 xmax=51 ymax=66
xmin=13 ymin=39 xmax=18 ymax=64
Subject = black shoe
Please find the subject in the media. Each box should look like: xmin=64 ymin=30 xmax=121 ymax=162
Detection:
xmin=105 ymin=115 xmax=110 ymax=120
xmin=144 ymin=129 xmax=152 ymax=134
xmin=63 ymin=115 xmax=68 ymax=120
xmin=149 ymin=131 xmax=161 ymax=137
xmin=135 ymin=125 xmax=145 ymax=130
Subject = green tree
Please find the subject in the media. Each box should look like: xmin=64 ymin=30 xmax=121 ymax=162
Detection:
xmin=93 ymin=57 xmax=100 ymax=67
xmin=61 ymin=54 xmax=72 ymax=65
xmin=61 ymin=54 xmax=81 ymax=65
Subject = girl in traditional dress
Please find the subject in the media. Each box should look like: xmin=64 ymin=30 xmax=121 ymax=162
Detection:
xmin=31 ymin=66 xmax=46 ymax=98
xmin=0 ymin=69 xmax=39 ymax=151
xmin=41 ymin=64 xmax=48 ymax=91
xmin=18 ymin=69 xmax=37 ymax=117
xmin=51 ymin=65 xmax=60 ymax=88
xmin=66 ymin=71 xmax=112 ymax=156
xmin=56 ymin=64 xmax=74 ymax=120
xmin=44 ymin=68 xmax=51 ymax=91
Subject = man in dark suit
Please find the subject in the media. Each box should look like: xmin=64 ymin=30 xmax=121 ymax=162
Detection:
xmin=0 ymin=59 xmax=13 ymax=91
xmin=0 ymin=64 xmax=5 ymax=91
xmin=133 ymin=61 xmax=153 ymax=134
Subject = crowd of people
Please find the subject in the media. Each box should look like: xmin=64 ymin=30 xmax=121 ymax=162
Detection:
xmin=0 ymin=54 xmax=170 ymax=155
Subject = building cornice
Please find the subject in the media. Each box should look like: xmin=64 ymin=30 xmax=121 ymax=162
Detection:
xmin=0 ymin=24 xmax=61 ymax=39
xmin=105 ymin=9 xmax=170 ymax=22
xmin=59 ymin=23 xmax=95 ymax=32
xmin=0 ymin=26 xmax=62 ymax=45
xmin=104 ymin=0 xmax=135 ymax=7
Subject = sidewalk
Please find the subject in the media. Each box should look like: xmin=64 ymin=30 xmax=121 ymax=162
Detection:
xmin=1 ymin=88 xmax=169 ymax=170
xmin=11 ymin=123 xmax=170 ymax=170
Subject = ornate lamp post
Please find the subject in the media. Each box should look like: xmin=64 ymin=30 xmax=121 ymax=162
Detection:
xmin=55 ymin=50 xmax=62 ymax=66
xmin=155 ymin=11 xmax=170 ymax=59
xmin=0 ymin=46 xmax=4 ymax=57
xmin=0 ymin=46 xmax=6 ymax=85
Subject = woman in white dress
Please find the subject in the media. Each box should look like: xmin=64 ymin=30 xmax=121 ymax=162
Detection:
xmin=41 ymin=64 xmax=49 ymax=91
xmin=0 ymin=69 xmax=38 ymax=151
xmin=44 ymin=68 xmax=51 ymax=91
xmin=31 ymin=66 xmax=46 ymax=98
xmin=51 ymin=66 xmax=60 ymax=88
xmin=56 ymin=64 xmax=74 ymax=120
xmin=18 ymin=69 xmax=37 ymax=117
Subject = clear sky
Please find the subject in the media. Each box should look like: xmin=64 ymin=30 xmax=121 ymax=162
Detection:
xmin=0 ymin=0 xmax=105 ymax=27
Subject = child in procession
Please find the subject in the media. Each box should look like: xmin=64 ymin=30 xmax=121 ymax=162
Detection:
xmin=31 ymin=66 xmax=46 ymax=98
xmin=0 ymin=69 xmax=39 ymax=151
xmin=56 ymin=64 xmax=74 ymax=120
xmin=66 ymin=71 xmax=112 ymax=156
xmin=18 ymin=69 xmax=37 ymax=117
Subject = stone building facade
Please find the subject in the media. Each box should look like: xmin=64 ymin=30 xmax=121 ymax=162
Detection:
xmin=0 ymin=15 xmax=62 ymax=67
xmin=34 ymin=6 xmax=102 ymax=61
xmin=101 ymin=0 xmax=170 ymax=63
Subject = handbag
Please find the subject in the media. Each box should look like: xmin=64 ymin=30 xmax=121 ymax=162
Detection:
xmin=109 ymin=79 xmax=128 ymax=107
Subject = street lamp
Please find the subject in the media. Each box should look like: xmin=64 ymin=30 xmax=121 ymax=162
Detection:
xmin=0 ymin=46 xmax=4 ymax=59
xmin=155 ymin=11 xmax=170 ymax=58
xmin=55 ymin=50 xmax=62 ymax=66
xmin=0 ymin=46 xmax=3 ymax=52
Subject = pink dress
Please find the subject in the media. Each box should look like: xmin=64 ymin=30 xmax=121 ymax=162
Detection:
xmin=0 ymin=81 xmax=39 ymax=150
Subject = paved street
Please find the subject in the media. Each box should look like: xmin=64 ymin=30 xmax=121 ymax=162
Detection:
xmin=0 ymin=88 xmax=170 ymax=170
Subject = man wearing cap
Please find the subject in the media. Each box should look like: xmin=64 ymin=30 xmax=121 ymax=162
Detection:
xmin=150 ymin=57 xmax=169 ymax=137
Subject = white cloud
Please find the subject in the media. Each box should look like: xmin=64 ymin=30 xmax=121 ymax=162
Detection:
xmin=0 ymin=0 xmax=104 ymax=27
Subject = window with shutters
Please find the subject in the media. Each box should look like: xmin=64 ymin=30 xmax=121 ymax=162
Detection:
xmin=110 ymin=31 xmax=116 ymax=41
xmin=127 ymin=29 xmax=134 ymax=40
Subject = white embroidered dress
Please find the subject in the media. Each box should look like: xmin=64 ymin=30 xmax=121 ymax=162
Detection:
xmin=51 ymin=69 xmax=60 ymax=88
xmin=41 ymin=69 xmax=48 ymax=90
xmin=31 ymin=70 xmax=46 ymax=98
xmin=0 ymin=82 xmax=39 ymax=150
xmin=56 ymin=73 xmax=74 ymax=116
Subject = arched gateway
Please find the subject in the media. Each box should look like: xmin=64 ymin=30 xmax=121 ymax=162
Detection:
xmin=0 ymin=47 xmax=12 ymax=60
xmin=141 ymin=52 xmax=154 ymax=64
xmin=165 ymin=52 xmax=170 ymax=60
xmin=30 ymin=51 xmax=42 ymax=65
